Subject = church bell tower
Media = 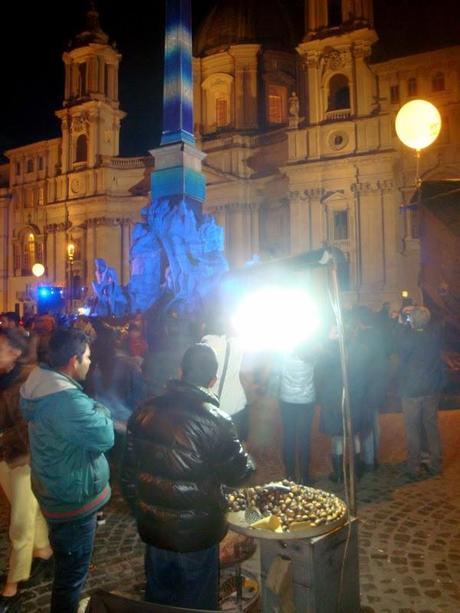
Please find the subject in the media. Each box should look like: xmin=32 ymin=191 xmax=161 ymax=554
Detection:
xmin=299 ymin=0 xmax=377 ymax=127
xmin=305 ymin=0 xmax=373 ymax=35
xmin=55 ymin=2 xmax=126 ymax=173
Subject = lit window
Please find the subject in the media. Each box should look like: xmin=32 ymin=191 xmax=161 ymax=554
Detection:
xmin=23 ymin=233 xmax=36 ymax=275
xmin=216 ymin=97 xmax=228 ymax=128
xmin=407 ymin=78 xmax=417 ymax=96
xmin=390 ymin=85 xmax=399 ymax=104
xmin=268 ymin=85 xmax=287 ymax=125
xmin=333 ymin=210 xmax=349 ymax=240
xmin=432 ymin=72 xmax=445 ymax=92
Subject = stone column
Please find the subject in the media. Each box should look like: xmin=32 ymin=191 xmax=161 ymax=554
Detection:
xmin=304 ymin=189 xmax=324 ymax=250
xmin=299 ymin=51 xmax=322 ymax=125
xmin=379 ymin=179 xmax=400 ymax=294
xmin=64 ymin=61 xmax=71 ymax=100
xmin=229 ymin=204 xmax=251 ymax=266
xmin=249 ymin=204 xmax=260 ymax=255
xmin=55 ymin=229 xmax=67 ymax=286
xmin=358 ymin=185 xmax=385 ymax=290
xmin=352 ymin=40 xmax=377 ymax=118
xmin=87 ymin=114 xmax=97 ymax=168
xmin=288 ymin=192 xmax=309 ymax=254
xmin=60 ymin=116 xmax=70 ymax=174
xmin=85 ymin=220 xmax=96 ymax=289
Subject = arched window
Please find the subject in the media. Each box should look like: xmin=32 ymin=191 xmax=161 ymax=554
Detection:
xmin=75 ymin=134 xmax=87 ymax=163
xmin=432 ymin=72 xmax=445 ymax=92
xmin=202 ymin=73 xmax=234 ymax=134
xmin=267 ymin=84 xmax=287 ymax=125
xmin=22 ymin=232 xmax=36 ymax=276
xmin=328 ymin=74 xmax=350 ymax=111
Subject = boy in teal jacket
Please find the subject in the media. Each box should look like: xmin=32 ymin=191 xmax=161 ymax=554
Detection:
xmin=20 ymin=328 xmax=114 ymax=613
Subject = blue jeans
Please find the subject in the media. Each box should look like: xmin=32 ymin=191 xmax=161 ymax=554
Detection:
xmin=47 ymin=513 xmax=97 ymax=613
xmin=145 ymin=544 xmax=219 ymax=610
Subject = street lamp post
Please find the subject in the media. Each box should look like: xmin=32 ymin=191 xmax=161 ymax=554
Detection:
xmin=32 ymin=263 xmax=45 ymax=315
xmin=67 ymin=241 xmax=75 ymax=313
xmin=395 ymin=99 xmax=442 ymax=304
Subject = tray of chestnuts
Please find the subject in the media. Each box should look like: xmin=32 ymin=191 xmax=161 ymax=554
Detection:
xmin=226 ymin=480 xmax=347 ymax=540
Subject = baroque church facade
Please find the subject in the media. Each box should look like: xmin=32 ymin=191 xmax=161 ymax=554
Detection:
xmin=0 ymin=7 xmax=153 ymax=313
xmin=1 ymin=0 xmax=460 ymax=314
xmin=194 ymin=0 xmax=460 ymax=308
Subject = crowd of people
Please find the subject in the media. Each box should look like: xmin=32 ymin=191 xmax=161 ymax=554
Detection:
xmin=0 ymin=298 xmax=446 ymax=611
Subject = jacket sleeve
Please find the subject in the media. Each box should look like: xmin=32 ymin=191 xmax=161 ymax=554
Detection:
xmin=55 ymin=389 xmax=114 ymax=452
xmin=212 ymin=414 xmax=255 ymax=486
xmin=119 ymin=412 xmax=137 ymax=511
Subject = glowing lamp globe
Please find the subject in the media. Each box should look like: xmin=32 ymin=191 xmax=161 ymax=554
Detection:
xmin=395 ymin=99 xmax=441 ymax=151
xmin=32 ymin=263 xmax=45 ymax=278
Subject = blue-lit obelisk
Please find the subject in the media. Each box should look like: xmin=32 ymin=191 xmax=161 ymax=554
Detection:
xmin=150 ymin=0 xmax=206 ymax=204
xmin=128 ymin=0 xmax=227 ymax=314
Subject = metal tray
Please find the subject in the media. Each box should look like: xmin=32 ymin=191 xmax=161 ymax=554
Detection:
xmin=227 ymin=510 xmax=347 ymax=540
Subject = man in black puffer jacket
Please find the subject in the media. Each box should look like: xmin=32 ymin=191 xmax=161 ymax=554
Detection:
xmin=121 ymin=343 xmax=254 ymax=610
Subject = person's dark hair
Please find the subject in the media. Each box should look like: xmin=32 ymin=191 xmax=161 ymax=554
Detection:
xmin=181 ymin=343 xmax=218 ymax=387
xmin=0 ymin=327 xmax=30 ymax=360
xmin=1 ymin=312 xmax=20 ymax=326
xmin=47 ymin=328 xmax=89 ymax=368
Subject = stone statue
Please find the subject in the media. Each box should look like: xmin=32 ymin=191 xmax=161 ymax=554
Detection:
xmin=129 ymin=210 xmax=163 ymax=312
xmin=128 ymin=197 xmax=228 ymax=316
xmin=91 ymin=257 xmax=127 ymax=317
xmin=288 ymin=91 xmax=300 ymax=129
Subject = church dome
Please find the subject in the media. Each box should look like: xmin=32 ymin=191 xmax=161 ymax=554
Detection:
xmin=194 ymin=0 xmax=297 ymax=57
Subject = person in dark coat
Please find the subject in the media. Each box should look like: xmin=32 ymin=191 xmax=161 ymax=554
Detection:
xmin=0 ymin=328 xmax=52 ymax=611
xmin=121 ymin=343 xmax=254 ymax=610
xmin=316 ymin=324 xmax=370 ymax=481
xmin=354 ymin=307 xmax=389 ymax=470
xmin=399 ymin=307 xmax=444 ymax=478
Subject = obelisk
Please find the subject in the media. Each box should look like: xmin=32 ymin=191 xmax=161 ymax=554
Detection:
xmin=150 ymin=0 xmax=206 ymax=206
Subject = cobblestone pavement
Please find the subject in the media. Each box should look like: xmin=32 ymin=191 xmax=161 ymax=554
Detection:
xmin=1 ymin=406 xmax=459 ymax=612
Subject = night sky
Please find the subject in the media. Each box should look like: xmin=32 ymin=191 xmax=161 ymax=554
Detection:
xmin=1 ymin=0 xmax=459 ymax=160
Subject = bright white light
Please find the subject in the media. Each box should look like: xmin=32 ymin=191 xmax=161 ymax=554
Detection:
xmin=395 ymin=99 xmax=441 ymax=151
xmin=232 ymin=286 xmax=320 ymax=352
xmin=32 ymin=263 xmax=45 ymax=278
xmin=77 ymin=307 xmax=91 ymax=316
